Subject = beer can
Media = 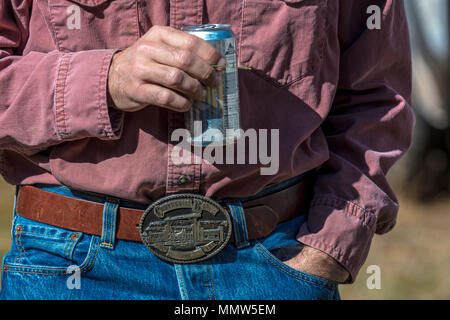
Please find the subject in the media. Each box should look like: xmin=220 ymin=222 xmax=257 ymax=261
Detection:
xmin=181 ymin=24 xmax=241 ymax=146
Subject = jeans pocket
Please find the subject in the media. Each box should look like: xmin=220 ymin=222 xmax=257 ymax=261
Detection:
xmin=2 ymin=214 xmax=100 ymax=276
xmin=255 ymin=242 xmax=338 ymax=291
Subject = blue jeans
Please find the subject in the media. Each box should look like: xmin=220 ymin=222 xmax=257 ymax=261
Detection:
xmin=0 ymin=185 xmax=340 ymax=300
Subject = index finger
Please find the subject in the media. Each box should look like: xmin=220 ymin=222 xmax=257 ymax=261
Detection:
xmin=151 ymin=26 xmax=223 ymax=65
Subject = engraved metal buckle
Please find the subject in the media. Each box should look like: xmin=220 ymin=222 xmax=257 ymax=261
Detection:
xmin=139 ymin=194 xmax=232 ymax=264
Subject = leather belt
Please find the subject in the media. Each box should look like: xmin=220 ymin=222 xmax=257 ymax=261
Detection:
xmin=15 ymin=176 xmax=313 ymax=247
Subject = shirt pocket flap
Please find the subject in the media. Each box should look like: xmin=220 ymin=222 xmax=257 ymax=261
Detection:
xmin=280 ymin=0 xmax=306 ymax=3
xmin=44 ymin=0 xmax=140 ymax=51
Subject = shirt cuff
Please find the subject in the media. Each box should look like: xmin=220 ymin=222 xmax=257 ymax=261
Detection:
xmin=54 ymin=49 xmax=124 ymax=141
xmin=296 ymin=196 xmax=379 ymax=283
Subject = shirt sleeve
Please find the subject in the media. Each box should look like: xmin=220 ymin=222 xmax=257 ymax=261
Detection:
xmin=0 ymin=0 xmax=124 ymax=156
xmin=296 ymin=0 xmax=415 ymax=282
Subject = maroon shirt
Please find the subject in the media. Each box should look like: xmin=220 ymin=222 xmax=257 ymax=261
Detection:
xmin=0 ymin=0 xmax=414 ymax=281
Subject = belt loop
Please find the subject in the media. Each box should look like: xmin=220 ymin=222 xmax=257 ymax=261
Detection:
xmin=100 ymin=197 xmax=120 ymax=250
xmin=226 ymin=201 xmax=250 ymax=249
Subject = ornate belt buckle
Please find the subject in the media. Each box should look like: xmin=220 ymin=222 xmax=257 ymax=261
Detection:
xmin=139 ymin=194 xmax=232 ymax=264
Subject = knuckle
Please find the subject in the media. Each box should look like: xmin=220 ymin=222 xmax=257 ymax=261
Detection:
xmin=125 ymin=82 xmax=142 ymax=101
xmin=133 ymin=62 xmax=146 ymax=78
xmin=135 ymin=43 xmax=151 ymax=56
xmin=183 ymin=35 xmax=198 ymax=50
xmin=151 ymin=25 xmax=162 ymax=32
xmin=156 ymin=89 xmax=174 ymax=105
xmin=191 ymin=80 xmax=202 ymax=94
xmin=148 ymin=25 xmax=164 ymax=36
xmin=130 ymin=82 xmax=142 ymax=97
xmin=166 ymin=69 xmax=184 ymax=87
xmin=176 ymin=50 xmax=193 ymax=68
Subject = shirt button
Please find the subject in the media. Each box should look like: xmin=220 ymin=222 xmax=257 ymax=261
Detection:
xmin=177 ymin=175 xmax=191 ymax=185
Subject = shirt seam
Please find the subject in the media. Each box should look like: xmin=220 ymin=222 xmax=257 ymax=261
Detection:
xmin=96 ymin=51 xmax=117 ymax=139
xmin=54 ymin=53 xmax=73 ymax=140
xmin=310 ymin=196 xmax=377 ymax=228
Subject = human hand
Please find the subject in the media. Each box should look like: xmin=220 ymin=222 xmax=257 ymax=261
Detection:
xmin=107 ymin=25 xmax=224 ymax=112
xmin=274 ymin=243 xmax=350 ymax=283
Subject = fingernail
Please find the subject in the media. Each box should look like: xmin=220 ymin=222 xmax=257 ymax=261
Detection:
xmin=215 ymin=57 xmax=227 ymax=72
xmin=217 ymin=57 xmax=227 ymax=67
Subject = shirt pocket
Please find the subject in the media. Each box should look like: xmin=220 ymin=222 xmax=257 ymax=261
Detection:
xmin=239 ymin=0 xmax=328 ymax=87
xmin=42 ymin=0 xmax=140 ymax=52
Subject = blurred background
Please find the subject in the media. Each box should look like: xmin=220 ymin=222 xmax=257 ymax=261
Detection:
xmin=0 ymin=0 xmax=449 ymax=299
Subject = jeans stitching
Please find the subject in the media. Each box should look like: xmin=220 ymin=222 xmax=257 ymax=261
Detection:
xmin=109 ymin=203 xmax=114 ymax=245
xmin=231 ymin=206 xmax=238 ymax=244
xmin=209 ymin=264 xmax=217 ymax=300
xmin=4 ymin=236 xmax=101 ymax=275
xmin=63 ymin=237 xmax=71 ymax=259
xmin=108 ymin=200 xmax=118 ymax=246
xmin=66 ymin=234 xmax=80 ymax=261
xmin=204 ymin=266 xmax=212 ymax=300
xmin=238 ymin=204 xmax=248 ymax=244
xmin=81 ymin=237 xmax=101 ymax=273
xmin=101 ymin=202 xmax=110 ymax=246
xmin=174 ymin=264 xmax=189 ymax=300
xmin=3 ymin=270 xmax=67 ymax=276
xmin=14 ymin=226 xmax=25 ymax=264
xmin=105 ymin=202 xmax=110 ymax=244
xmin=230 ymin=204 xmax=244 ymax=247
xmin=18 ymin=231 xmax=70 ymax=239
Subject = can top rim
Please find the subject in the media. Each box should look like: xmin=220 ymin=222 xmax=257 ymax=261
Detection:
xmin=181 ymin=24 xmax=231 ymax=32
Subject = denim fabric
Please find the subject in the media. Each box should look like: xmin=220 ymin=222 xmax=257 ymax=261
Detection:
xmin=0 ymin=186 xmax=340 ymax=300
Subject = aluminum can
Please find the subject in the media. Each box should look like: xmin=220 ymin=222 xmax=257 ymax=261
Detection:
xmin=181 ymin=24 xmax=241 ymax=146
